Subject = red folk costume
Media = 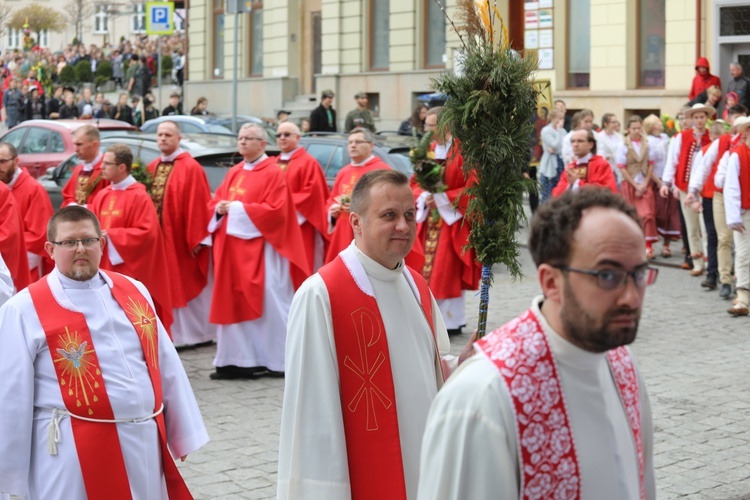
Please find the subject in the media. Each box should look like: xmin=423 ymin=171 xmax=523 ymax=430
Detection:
xmin=617 ymin=137 xmax=658 ymax=243
xmin=0 ymin=181 xmax=30 ymax=291
xmin=673 ymin=129 xmax=712 ymax=193
xmin=90 ymin=180 xmax=174 ymax=333
xmin=551 ymin=154 xmax=619 ymax=197
xmin=208 ymin=157 xmax=310 ymax=325
xmin=9 ymin=168 xmax=54 ymax=281
xmin=410 ymin=141 xmax=480 ymax=299
xmin=276 ymin=148 xmax=331 ymax=283
xmin=61 ymin=154 xmax=110 ymax=207
xmin=147 ymin=151 xmax=212 ymax=309
xmin=325 ymin=156 xmax=391 ymax=263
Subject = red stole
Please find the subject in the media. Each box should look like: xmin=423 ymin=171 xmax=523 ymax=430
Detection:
xmin=28 ymin=271 xmax=192 ymax=500
xmin=735 ymin=144 xmax=750 ymax=209
xmin=477 ymin=309 xmax=645 ymax=500
xmin=675 ymin=130 xmax=711 ymax=192
xmin=318 ymin=250 xmax=437 ymax=500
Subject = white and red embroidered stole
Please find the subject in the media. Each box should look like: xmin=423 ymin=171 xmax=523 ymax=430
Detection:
xmin=477 ymin=309 xmax=644 ymax=500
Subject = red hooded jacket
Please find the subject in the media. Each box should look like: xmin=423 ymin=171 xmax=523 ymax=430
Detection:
xmin=690 ymin=57 xmax=722 ymax=100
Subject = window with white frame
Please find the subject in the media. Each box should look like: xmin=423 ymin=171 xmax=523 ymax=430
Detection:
xmin=94 ymin=4 xmax=109 ymax=34
xmin=132 ymin=3 xmax=146 ymax=34
xmin=7 ymin=29 xmax=20 ymax=49
xmin=38 ymin=30 xmax=49 ymax=48
xmin=174 ymin=9 xmax=186 ymax=32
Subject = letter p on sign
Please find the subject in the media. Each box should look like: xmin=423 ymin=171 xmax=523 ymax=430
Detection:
xmin=146 ymin=2 xmax=175 ymax=35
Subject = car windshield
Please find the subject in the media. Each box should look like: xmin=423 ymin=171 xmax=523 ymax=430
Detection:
xmin=388 ymin=152 xmax=413 ymax=176
xmin=206 ymin=123 xmax=235 ymax=135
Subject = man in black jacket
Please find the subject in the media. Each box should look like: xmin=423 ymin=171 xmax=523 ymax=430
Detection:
xmin=727 ymin=62 xmax=750 ymax=110
xmin=309 ymin=89 xmax=337 ymax=133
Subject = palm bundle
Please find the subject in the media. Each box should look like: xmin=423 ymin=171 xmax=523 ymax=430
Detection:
xmin=432 ymin=0 xmax=538 ymax=337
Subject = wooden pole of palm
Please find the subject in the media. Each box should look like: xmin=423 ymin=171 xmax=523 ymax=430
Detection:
xmin=432 ymin=0 xmax=538 ymax=338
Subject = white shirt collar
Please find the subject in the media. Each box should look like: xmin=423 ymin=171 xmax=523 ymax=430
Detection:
xmin=111 ymin=175 xmax=137 ymax=190
xmin=243 ymin=154 xmax=268 ymax=170
xmin=161 ymin=148 xmax=185 ymax=162
xmin=280 ymin=147 xmax=301 ymax=161
xmin=351 ymin=155 xmax=375 ymax=167
xmin=7 ymin=167 xmax=22 ymax=189
xmin=54 ymin=267 xmax=108 ymax=290
xmin=576 ymin=153 xmax=593 ymax=164
xmin=82 ymin=153 xmax=103 ymax=172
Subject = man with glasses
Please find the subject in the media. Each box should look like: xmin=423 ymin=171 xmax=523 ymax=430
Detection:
xmin=418 ymin=187 xmax=656 ymax=500
xmin=0 ymin=142 xmax=53 ymax=282
xmin=552 ymin=128 xmax=618 ymax=196
xmin=90 ymin=143 xmax=174 ymax=332
xmin=275 ymin=121 xmax=330 ymax=280
xmin=61 ymin=125 xmax=110 ymax=207
xmin=0 ymin=205 xmax=208 ymax=499
xmin=147 ymin=120 xmax=214 ymax=349
xmin=207 ymin=123 xmax=309 ymax=380
xmin=309 ymin=89 xmax=337 ymax=133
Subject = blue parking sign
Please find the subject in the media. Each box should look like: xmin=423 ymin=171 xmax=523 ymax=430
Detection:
xmin=146 ymin=2 xmax=175 ymax=35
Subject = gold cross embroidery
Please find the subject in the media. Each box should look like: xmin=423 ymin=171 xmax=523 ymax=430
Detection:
xmin=228 ymin=174 xmax=247 ymax=201
xmin=343 ymin=308 xmax=393 ymax=431
xmin=100 ymin=197 xmax=122 ymax=228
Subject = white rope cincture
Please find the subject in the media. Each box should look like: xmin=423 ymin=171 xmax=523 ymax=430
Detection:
xmin=44 ymin=403 xmax=165 ymax=456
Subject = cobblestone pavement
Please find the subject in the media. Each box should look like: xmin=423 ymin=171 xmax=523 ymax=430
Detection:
xmin=176 ymin=237 xmax=750 ymax=499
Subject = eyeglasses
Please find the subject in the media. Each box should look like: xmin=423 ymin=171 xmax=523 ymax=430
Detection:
xmin=238 ymin=137 xmax=264 ymax=142
xmin=51 ymin=237 xmax=101 ymax=250
xmin=275 ymin=132 xmax=295 ymax=138
xmin=102 ymin=161 xmax=119 ymax=167
xmin=554 ymin=266 xmax=658 ymax=290
xmin=348 ymin=140 xmax=371 ymax=145
xmin=0 ymin=157 xmax=16 ymax=163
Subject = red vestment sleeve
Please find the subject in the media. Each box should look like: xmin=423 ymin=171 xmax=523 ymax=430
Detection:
xmin=0 ymin=184 xmax=30 ymax=291
xmin=285 ymin=151 xmax=331 ymax=238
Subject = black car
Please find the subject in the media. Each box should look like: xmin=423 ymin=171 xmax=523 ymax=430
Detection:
xmin=299 ymin=133 xmax=414 ymax=187
xmin=40 ymin=133 xmax=279 ymax=209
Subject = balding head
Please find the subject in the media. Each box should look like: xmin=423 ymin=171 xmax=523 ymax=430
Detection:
xmin=156 ymin=121 xmax=182 ymax=156
xmin=276 ymin=122 xmax=301 ymax=153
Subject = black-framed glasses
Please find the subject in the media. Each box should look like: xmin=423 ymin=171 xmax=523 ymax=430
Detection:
xmin=275 ymin=132 xmax=294 ymax=138
xmin=554 ymin=265 xmax=658 ymax=290
xmin=51 ymin=238 xmax=101 ymax=250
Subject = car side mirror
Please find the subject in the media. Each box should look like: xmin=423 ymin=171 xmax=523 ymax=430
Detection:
xmin=46 ymin=166 xmax=56 ymax=179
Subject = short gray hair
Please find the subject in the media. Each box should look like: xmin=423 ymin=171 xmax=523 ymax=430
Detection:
xmin=349 ymin=127 xmax=375 ymax=144
xmin=240 ymin=122 xmax=269 ymax=142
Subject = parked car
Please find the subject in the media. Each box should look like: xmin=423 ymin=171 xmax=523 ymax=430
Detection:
xmin=207 ymin=115 xmax=278 ymax=145
xmin=141 ymin=115 xmax=235 ymax=136
xmin=40 ymin=133 xmax=279 ymax=209
xmin=0 ymin=119 xmax=138 ymax=179
xmin=299 ymin=133 xmax=413 ymax=187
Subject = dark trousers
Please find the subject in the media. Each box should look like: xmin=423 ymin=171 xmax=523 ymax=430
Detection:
xmin=679 ymin=203 xmax=692 ymax=266
xmin=703 ymin=197 xmax=718 ymax=279
xmin=528 ymin=166 xmax=539 ymax=214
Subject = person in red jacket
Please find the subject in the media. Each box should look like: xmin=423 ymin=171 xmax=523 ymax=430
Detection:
xmin=690 ymin=57 xmax=722 ymax=101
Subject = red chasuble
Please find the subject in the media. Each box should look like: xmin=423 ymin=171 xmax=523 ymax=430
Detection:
xmin=410 ymin=142 xmax=480 ymax=299
xmin=277 ymin=148 xmax=331 ymax=283
xmin=208 ymin=158 xmax=310 ymax=324
xmin=90 ymin=182 xmax=174 ymax=333
xmin=552 ymin=155 xmax=619 ymax=197
xmin=61 ymin=158 xmax=110 ymax=206
xmin=318 ymin=251 xmax=438 ymax=500
xmin=10 ymin=168 xmax=54 ymax=281
xmin=27 ymin=271 xmax=192 ymax=500
xmin=0 ymin=182 xmax=30 ymax=291
xmin=477 ymin=309 xmax=645 ymax=500
xmin=147 ymin=153 xmax=212 ymax=308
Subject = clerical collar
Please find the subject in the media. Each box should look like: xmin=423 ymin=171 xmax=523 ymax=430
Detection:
xmin=434 ymin=139 xmax=453 ymax=161
xmin=351 ymin=155 xmax=375 ymax=167
xmin=82 ymin=153 xmax=103 ymax=172
xmin=111 ymin=175 xmax=137 ymax=190
xmin=279 ymin=147 xmax=301 ymax=161
xmin=7 ymin=167 xmax=22 ymax=189
xmin=243 ymin=154 xmax=268 ymax=170
xmin=532 ymin=296 xmax=605 ymax=371
xmin=575 ymin=153 xmax=592 ymax=164
xmin=54 ymin=268 xmax=107 ymax=290
xmin=352 ymin=243 xmax=404 ymax=282
xmin=161 ymin=148 xmax=185 ymax=162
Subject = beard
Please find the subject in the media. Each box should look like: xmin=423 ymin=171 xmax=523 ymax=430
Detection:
xmin=0 ymin=167 xmax=14 ymax=184
xmin=65 ymin=257 xmax=98 ymax=282
xmin=559 ymin=279 xmax=640 ymax=353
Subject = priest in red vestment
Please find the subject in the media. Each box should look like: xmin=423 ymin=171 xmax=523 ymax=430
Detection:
xmin=411 ymin=107 xmax=480 ymax=335
xmin=0 ymin=180 xmax=30 ymax=292
xmin=147 ymin=120 xmax=215 ymax=348
xmin=0 ymin=143 xmax=53 ymax=281
xmin=90 ymin=144 xmax=174 ymax=332
xmin=61 ymin=126 xmax=110 ymax=206
xmin=275 ymin=121 xmax=330 ymax=283
xmin=208 ymin=123 xmax=310 ymax=380
xmin=552 ymin=129 xmax=619 ymax=196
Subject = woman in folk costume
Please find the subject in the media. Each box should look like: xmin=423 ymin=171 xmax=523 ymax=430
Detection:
xmin=616 ymin=115 xmax=658 ymax=258
xmin=644 ymin=114 xmax=681 ymax=257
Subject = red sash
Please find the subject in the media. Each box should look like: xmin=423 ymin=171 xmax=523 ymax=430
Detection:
xmin=318 ymin=252 xmax=437 ymax=500
xmin=477 ymin=309 xmax=645 ymax=500
xmin=28 ymin=271 xmax=192 ymax=500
